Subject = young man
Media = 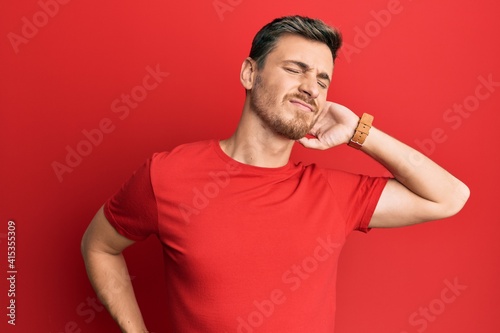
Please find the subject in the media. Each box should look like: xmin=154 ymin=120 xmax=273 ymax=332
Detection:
xmin=81 ymin=16 xmax=470 ymax=333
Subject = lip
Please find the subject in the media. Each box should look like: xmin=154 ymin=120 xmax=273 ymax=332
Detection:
xmin=289 ymin=99 xmax=314 ymax=112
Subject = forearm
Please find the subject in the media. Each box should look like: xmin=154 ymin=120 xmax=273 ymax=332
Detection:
xmin=362 ymin=127 xmax=470 ymax=215
xmin=82 ymin=250 xmax=148 ymax=333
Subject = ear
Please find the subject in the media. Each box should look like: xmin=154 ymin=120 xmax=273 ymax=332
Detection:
xmin=240 ymin=57 xmax=257 ymax=90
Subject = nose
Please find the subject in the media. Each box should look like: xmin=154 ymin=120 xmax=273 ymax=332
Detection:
xmin=298 ymin=73 xmax=320 ymax=99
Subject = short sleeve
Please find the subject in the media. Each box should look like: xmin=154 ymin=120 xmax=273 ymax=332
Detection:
xmin=103 ymin=156 xmax=159 ymax=241
xmin=325 ymin=169 xmax=390 ymax=234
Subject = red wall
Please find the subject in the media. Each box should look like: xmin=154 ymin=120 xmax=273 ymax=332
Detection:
xmin=1 ymin=0 xmax=499 ymax=332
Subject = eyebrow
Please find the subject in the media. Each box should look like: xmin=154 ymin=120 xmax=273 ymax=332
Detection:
xmin=282 ymin=60 xmax=331 ymax=84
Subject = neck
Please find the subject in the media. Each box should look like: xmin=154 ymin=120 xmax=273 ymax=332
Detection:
xmin=220 ymin=104 xmax=294 ymax=168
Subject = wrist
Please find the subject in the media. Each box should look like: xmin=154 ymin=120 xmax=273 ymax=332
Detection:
xmin=347 ymin=113 xmax=374 ymax=149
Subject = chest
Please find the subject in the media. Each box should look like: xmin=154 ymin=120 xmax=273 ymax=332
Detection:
xmin=155 ymin=172 xmax=347 ymax=280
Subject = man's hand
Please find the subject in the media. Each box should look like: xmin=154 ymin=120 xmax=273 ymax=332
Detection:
xmin=298 ymin=101 xmax=359 ymax=150
xmin=298 ymin=101 xmax=470 ymax=228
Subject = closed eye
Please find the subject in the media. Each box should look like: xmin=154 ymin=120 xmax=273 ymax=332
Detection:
xmin=284 ymin=67 xmax=301 ymax=74
xmin=284 ymin=66 xmax=328 ymax=89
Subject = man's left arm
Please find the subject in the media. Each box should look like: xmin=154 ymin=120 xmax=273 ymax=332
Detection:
xmin=298 ymin=102 xmax=470 ymax=228
xmin=361 ymin=127 xmax=470 ymax=228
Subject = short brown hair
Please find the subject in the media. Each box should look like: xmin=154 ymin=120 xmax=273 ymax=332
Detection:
xmin=249 ymin=15 xmax=343 ymax=69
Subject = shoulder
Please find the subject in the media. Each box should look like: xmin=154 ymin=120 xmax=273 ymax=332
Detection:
xmin=149 ymin=140 xmax=220 ymax=179
xmin=299 ymin=162 xmax=351 ymax=180
xmin=151 ymin=140 xmax=214 ymax=163
xmin=300 ymin=163 xmax=388 ymax=191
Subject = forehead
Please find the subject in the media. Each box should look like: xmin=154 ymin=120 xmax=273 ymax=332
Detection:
xmin=266 ymin=34 xmax=334 ymax=75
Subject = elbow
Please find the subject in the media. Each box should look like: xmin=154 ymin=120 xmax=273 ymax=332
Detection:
xmin=81 ymin=231 xmax=89 ymax=260
xmin=80 ymin=228 xmax=92 ymax=262
xmin=443 ymin=181 xmax=471 ymax=218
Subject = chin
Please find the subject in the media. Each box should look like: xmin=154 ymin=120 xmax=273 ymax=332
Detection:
xmin=276 ymin=124 xmax=311 ymax=141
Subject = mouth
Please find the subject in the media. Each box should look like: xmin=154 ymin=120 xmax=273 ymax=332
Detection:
xmin=289 ymin=99 xmax=315 ymax=112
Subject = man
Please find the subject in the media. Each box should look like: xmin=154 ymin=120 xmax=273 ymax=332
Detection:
xmin=81 ymin=16 xmax=469 ymax=333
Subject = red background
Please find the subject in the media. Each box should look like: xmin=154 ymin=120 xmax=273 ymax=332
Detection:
xmin=1 ymin=0 xmax=499 ymax=332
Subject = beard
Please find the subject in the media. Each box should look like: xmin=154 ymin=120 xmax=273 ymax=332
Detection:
xmin=249 ymin=74 xmax=318 ymax=140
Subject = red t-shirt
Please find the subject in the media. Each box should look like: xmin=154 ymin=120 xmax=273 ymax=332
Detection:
xmin=104 ymin=140 xmax=389 ymax=332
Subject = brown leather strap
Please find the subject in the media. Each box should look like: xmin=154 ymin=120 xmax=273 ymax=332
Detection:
xmin=347 ymin=113 xmax=374 ymax=149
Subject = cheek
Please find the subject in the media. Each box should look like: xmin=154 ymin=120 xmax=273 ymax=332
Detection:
xmin=317 ymin=96 xmax=327 ymax=110
xmin=254 ymin=80 xmax=279 ymax=108
xmin=264 ymin=83 xmax=287 ymax=105
xmin=267 ymin=79 xmax=286 ymax=93
xmin=266 ymin=74 xmax=294 ymax=94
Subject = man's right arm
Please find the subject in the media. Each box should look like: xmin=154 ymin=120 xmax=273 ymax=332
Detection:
xmin=81 ymin=206 xmax=149 ymax=333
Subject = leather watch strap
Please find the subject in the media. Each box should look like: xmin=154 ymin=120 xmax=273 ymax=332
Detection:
xmin=347 ymin=113 xmax=374 ymax=149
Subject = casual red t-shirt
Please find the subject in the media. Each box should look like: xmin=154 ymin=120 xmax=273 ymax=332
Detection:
xmin=104 ymin=140 xmax=389 ymax=333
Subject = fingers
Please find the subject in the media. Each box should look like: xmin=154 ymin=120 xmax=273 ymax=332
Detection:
xmin=297 ymin=137 xmax=328 ymax=150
